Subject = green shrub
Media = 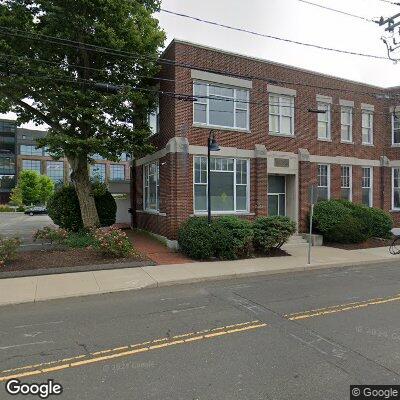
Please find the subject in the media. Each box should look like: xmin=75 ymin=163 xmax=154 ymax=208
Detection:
xmin=33 ymin=227 xmax=68 ymax=245
xmin=0 ymin=236 xmax=20 ymax=267
xmin=16 ymin=205 xmax=26 ymax=212
xmin=212 ymin=216 xmax=254 ymax=260
xmin=92 ymin=227 xmax=134 ymax=257
xmin=326 ymin=216 xmax=368 ymax=244
xmin=65 ymin=231 xmax=96 ymax=248
xmin=47 ymin=183 xmax=117 ymax=231
xmin=178 ymin=217 xmax=214 ymax=260
xmin=365 ymin=207 xmax=393 ymax=239
xmin=253 ymin=216 xmax=296 ymax=253
xmin=0 ymin=205 xmax=14 ymax=212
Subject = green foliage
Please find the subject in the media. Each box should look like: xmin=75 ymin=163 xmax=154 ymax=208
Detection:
xmin=212 ymin=216 xmax=254 ymax=260
xmin=178 ymin=217 xmax=215 ymax=260
xmin=37 ymin=175 xmax=55 ymax=204
xmin=312 ymin=200 xmax=392 ymax=243
xmin=16 ymin=205 xmax=26 ymax=212
xmin=18 ymin=170 xmax=40 ymax=205
xmin=47 ymin=184 xmax=117 ymax=232
xmin=92 ymin=227 xmax=134 ymax=257
xmin=65 ymin=232 xmax=96 ymax=249
xmin=9 ymin=186 xmax=23 ymax=206
xmin=0 ymin=236 xmax=20 ymax=267
xmin=0 ymin=205 xmax=14 ymax=212
xmin=253 ymin=216 xmax=296 ymax=253
xmin=33 ymin=227 xmax=68 ymax=245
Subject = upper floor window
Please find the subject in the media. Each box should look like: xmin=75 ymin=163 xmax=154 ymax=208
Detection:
xmin=317 ymin=164 xmax=330 ymax=201
xmin=341 ymin=106 xmax=353 ymax=143
xmin=392 ymin=111 xmax=400 ymax=146
xmin=110 ymin=164 xmax=125 ymax=181
xmin=0 ymin=156 xmax=15 ymax=174
xmin=144 ymin=161 xmax=159 ymax=212
xmin=269 ymin=94 xmax=294 ymax=136
xmin=317 ymin=102 xmax=331 ymax=140
xmin=90 ymin=163 xmax=106 ymax=182
xmin=340 ymin=165 xmax=352 ymax=201
xmin=193 ymin=81 xmax=249 ymax=130
xmin=20 ymin=145 xmax=43 ymax=156
xmin=149 ymin=105 xmax=160 ymax=135
xmin=22 ymin=159 xmax=41 ymax=173
xmin=362 ymin=111 xmax=373 ymax=145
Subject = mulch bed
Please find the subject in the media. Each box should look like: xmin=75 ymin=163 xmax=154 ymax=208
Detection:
xmin=5 ymin=248 xmax=148 ymax=272
xmin=324 ymin=237 xmax=393 ymax=250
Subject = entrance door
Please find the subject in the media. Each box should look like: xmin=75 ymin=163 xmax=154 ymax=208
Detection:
xmin=268 ymin=175 xmax=286 ymax=216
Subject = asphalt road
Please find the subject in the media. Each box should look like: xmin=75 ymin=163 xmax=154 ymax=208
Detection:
xmin=1 ymin=263 xmax=400 ymax=399
xmin=0 ymin=214 xmax=53 ymax=242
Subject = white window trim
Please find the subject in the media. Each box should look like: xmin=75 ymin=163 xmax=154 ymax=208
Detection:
xmin=193 ymin=81 xmax=250 ymax=132
xmin=341 ymin=106 xmax=353 ymax=143
xmin=317 ymin=102 xmax=331 ymax=141
xmin=193 ymin=156 xmax=250 ymax=215
xmin=269 ymin=94 xmax=295 ymax=137
xmin=362 ymin=110 xmax=374 ymax=146
xmin=317 ymin=164 xmax=330 ymax=200
xmin=340 ymin=165 xmax=352 ymax=202
xmin=392 ymin=167 xmax=400 ymax=211
xmin=143 ymin=161 xmax=160 ymax=212
xmin=392 ymin=112 xmax=400 ymax=147
xmin=362 ymin=167 xmax=373 ymax=208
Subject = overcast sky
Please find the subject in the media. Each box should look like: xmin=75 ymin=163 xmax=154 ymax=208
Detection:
xmin=5 ymin=0 xmax=399 ymax=129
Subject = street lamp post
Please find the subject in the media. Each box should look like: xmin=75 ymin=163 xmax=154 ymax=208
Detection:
xmin=207 ymin=130 xmax=220 ymax=224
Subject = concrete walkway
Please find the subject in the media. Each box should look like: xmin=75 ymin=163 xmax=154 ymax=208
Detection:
xmin=1 ymin=244 xmax=399 ymax=306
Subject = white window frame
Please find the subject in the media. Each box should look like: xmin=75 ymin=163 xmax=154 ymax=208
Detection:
xmin=143 ymin=161 xmax=160 ymax=212
xmin=362 ymin=110 xmax=374 ymax=145
xmin=341 ymin=106 xmax=353 ymax=143
xmin=317 ymin=164 xmax=330 ymax=200
xmin=392 ymin=167 xmax=400 ymax=211
xmin=269 ymin=94 xmax=295 ymax=137
xmin=340 ymin=165 xmax=352 ymax=202
xmin=392 ymin=111 xmax=400 ymax=147
xmin=193 ymin=156 xmax=250 ymax=214
xmin=362 ymin=167 xmax=373 ymax=207
xmin=148 ymin=105 xmax=160 ymax=136
xmin=193 ymin=81 xmax=250 ymax=131
xmin=317 ymin=102 xmax=331 ymax=141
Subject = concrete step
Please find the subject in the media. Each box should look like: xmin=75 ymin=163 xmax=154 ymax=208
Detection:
xmin=285 ymin=235 xmax=309 ymax=246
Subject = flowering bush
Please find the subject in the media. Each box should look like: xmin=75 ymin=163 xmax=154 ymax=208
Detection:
xmin=33 ymin=227 xmax=68 ymax=245
xmin=92 ymin=227 xmax=134 ymax=258
xmin=0 ymin=237 xmax=21 ymax=267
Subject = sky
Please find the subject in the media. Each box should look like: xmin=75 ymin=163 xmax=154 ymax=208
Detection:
xmin=4 ymin=0 xmax=399 ymax=129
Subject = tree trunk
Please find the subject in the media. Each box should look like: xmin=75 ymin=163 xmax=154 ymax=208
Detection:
xmin=68 ymin=155 xmax=100 ymax=229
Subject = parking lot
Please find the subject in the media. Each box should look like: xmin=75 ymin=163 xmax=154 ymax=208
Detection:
xmin=0 ymin=213 xmax=54 ymax=243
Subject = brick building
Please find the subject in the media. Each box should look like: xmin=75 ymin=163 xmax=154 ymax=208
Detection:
xmin=134 ymin=39 xmax=400 ymax=247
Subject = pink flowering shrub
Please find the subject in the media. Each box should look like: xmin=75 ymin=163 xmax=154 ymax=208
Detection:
xmin=0 ymin=237 xmax=21 ymax=267
xmin=92 ymin=227 xmax=134 ymax=258
xmin=33 ymin=227 xmax=68 ymax=245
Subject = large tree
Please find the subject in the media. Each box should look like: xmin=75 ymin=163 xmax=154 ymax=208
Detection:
xmin=0 ymin=0 xmax=165 ymax=227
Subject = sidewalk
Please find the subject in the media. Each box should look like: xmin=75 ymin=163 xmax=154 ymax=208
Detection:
xmin=1 ymin=244 xmax=399 ymax=306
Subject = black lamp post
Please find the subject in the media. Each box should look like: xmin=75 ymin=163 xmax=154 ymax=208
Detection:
xmin=207 ymin=130 xmax=220 ymax=224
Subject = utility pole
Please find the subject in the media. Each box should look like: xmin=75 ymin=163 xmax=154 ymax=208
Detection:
xmin=378 ymin=12 xmax=400 ymax=62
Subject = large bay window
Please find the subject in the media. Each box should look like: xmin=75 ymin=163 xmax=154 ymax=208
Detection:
xmin=362 ymin=167 xmax=373 ymax=207
xmin=393 ymin=168 xmax=400 ymax=210
xmin=269 ymin=94 xmax=294 ymax=136
xmin=144 ymin=161 xmax=159 ymax=212
xmin=341 ymin=106 xmax=353 ymax=142
xmin=340 ymin=165 xmax=352 ymax=201
xmin=392 ymin=111 xmax=400 ymax=146
xmin=194 ymin=157 xmax=249 ymax=213
xmin=317 ymin=102 xmax=331 ymax=140
xmin=317 ymin=164 xmax=330 ymax=201
xmin=362 ymin=111 xmax=373 ymax=145
xmin=193 ymin=81 xmax=249 ymax=130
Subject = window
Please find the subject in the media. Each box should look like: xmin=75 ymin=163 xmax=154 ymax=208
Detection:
xmin=194 ymin=157 xmax=249 ymax=213
xmin=392 ymin=111 xmax=400 ymax=146
xmin=0 ymin=175 xmax=15 ymax=190
xmin=20 ymin=145 xmax=43 ymax=156
xmin=193 ymin=81 xmax=249 ymax=130
xmin=269 ymin=94 xmax=295 ymax=136
xmin=317 ymin=102 xmax=331 ymax=140
xmin=341 ymin=106 xmax=353 ymax=142
xmin=362 ymin=111 xmax=373 ymax=145
xmin=341 ymin=165 xmax=352 ymax=201
xmin=393 ymin=168 xmax=400 ymax=210
xmin=90 ymin=163 xmax=106 ymax=182
xmin=22 ymin=159 xmax=41 ymax=173
xmin=110 ymin=164 xmax=125 ymax=181
xmin=46 ymin=161 xmax=64 ymax=183
xmin=149 ymin=106 xmax=160 ymax=135
xmin=143 ymin=161 xmax=159 ymax=211
xmin=317 ymin=164 xmax=330 ymax=201
xmin=362 ymin=167 xmax=373 ymax=207
xmin=0 ymin=156 xmax=15 ymax=174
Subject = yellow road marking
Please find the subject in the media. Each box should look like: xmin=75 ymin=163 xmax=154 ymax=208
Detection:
xmin=286 ymin=294 xmax=400 ymax=321
xmin=0 ymin=322 xmax=266 ymax=382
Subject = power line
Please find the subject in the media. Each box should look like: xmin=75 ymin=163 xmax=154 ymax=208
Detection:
xmin=294 ymin=0 xmax=376 ymax=22
xmin=159 ymin=9 xmax=388 ymax=60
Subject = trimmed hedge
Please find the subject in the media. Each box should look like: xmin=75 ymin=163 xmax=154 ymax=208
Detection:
xmin=253 ymin=216 xmax=296 ymax=253
xmin=47 ymin=183 xmax=117 ymax=232
xmin=313 ymin=200 xmax=393 ymax=243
